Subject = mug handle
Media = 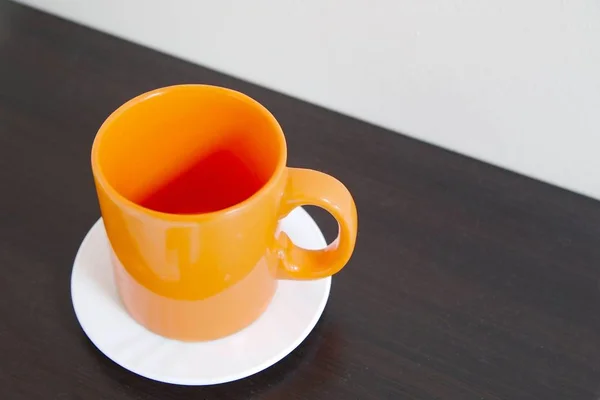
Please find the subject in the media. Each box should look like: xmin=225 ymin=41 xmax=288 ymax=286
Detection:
xmin=276 ymin=167 xmax=358 ymax=279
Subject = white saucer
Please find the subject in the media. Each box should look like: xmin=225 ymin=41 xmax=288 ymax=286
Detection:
xmin=71 ymin=207 xmax=331 ymax=385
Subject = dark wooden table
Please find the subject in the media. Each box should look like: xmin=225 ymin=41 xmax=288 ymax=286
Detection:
xmin=2 ymin=2 xmax=600 ymax=399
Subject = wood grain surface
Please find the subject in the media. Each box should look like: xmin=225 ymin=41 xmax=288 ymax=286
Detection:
xmin=2 ymin=2 xmax=600 ymax=399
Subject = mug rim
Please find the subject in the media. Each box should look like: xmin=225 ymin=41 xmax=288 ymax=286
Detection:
xmin=91 ymin=84 xmax=288 ymax=221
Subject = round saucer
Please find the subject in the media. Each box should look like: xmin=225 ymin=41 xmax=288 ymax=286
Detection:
xmin=71 ymin=207 xmax=331 ymax=385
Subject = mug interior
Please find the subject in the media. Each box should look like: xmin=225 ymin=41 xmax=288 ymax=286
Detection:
xmin=92 ymin=85 xmax=285 ymax=214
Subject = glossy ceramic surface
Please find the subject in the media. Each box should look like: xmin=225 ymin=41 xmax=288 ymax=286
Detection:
xmin=91 ymin=85 xmax=357 ymax=340
xmin=71 ymin=208 xmax=331 ymax=385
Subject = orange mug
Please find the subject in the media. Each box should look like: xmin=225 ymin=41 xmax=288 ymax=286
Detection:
xmin=91 ymin=85 xmax=357 ymax=341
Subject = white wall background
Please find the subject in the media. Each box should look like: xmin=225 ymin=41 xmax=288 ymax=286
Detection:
xmin=15 ymin=0 xmax=600 ymax=199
